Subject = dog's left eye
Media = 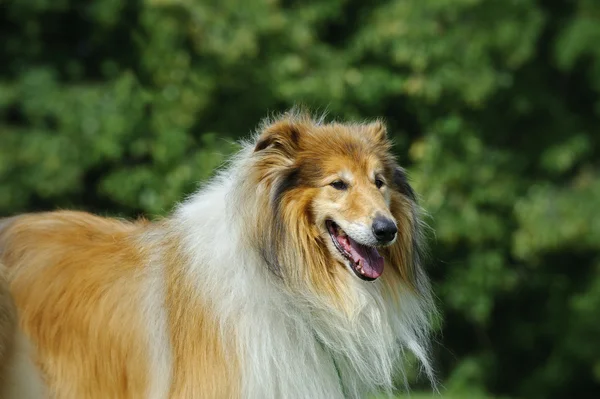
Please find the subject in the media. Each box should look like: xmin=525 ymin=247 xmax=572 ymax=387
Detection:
xmin=375 ymin=178 xmax=385 ymax=189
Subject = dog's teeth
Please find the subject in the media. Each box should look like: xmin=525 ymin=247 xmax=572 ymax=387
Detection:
xmin=356 ymin=261 xmax=366 ymax=274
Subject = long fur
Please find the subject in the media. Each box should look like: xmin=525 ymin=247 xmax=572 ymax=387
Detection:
xmin=0 ymin=110 xmax=435 ymax=398
xmin=0 ymin=263 xmax=45 ymax=399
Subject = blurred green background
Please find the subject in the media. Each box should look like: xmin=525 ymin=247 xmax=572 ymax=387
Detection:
xmin=1 ymin=0 xmax=599 ymax=397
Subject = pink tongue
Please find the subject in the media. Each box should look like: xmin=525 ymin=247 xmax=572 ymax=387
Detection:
xmin=338 ymin=235 xmax=384 ymax=279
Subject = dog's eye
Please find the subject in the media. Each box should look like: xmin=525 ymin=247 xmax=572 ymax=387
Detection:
xmin=375 ymin=178 xmax=385 ymax=189
xmin=330 ymin=180 xmax=348 ymax=190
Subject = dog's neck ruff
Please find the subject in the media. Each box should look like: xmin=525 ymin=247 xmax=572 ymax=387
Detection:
xmin=171 ymin=146 xmax=434 ymax=398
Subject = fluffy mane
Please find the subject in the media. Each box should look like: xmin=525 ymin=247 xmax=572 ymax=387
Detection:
xmin=170 ymin=110 xmax=436 ymax=397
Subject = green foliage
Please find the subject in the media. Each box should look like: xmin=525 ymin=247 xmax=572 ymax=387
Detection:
xmin=1 ymin=0 xmax=600 ymax=398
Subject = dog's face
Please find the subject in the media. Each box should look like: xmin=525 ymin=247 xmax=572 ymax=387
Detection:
xmin=308 ymin=132 xmax=399 ymax=281
xmin=253 ymin=114 xmax=419 ymax=287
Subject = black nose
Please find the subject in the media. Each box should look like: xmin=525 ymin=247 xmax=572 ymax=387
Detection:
xmin=372 ymin=216 xmax=397 ymax=243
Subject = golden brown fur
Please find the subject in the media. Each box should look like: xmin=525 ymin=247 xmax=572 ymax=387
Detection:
xmin=0 ymin=212 xmax=238 ymax=398
xmin=0 ymin=261 xmax=45 ymax=398
xmin=0 ymin=261 xmax=17 ymax=390
xmin=1 ymin=212 xmax=151 ymax=397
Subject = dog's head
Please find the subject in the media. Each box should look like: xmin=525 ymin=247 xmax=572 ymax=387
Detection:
xmin=250 ymin=111 xmax=424 ymax=296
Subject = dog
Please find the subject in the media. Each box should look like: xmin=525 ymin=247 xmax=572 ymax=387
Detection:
xmin=0 ymin=110 xmax=435 ymax=398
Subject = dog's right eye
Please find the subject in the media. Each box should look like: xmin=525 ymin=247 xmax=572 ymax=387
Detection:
xmin=330 ymin=180 xmax=348 ymax=190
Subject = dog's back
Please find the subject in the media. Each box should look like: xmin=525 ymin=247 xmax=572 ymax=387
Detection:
xmin=0 ymin=210 xmax=242 ymax=398
xmin=0 ymin=211 xmax=152 ymax=398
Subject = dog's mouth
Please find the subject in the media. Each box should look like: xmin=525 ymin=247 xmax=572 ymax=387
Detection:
xmin=326 ymin=220 xmax=384 ymax=281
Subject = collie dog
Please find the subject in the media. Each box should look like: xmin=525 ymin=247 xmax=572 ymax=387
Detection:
xmin=0 ymin=111 xmax=435 ymax=398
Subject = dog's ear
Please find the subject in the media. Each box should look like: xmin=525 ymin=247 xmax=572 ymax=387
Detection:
xmin=254 ymin=120 xmax=303 ymax=157
xmin=365 ymin=120 xmax=388 ymax=143
xmin=392 ymin=166 xmax=417 ymax=202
